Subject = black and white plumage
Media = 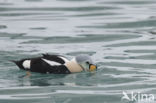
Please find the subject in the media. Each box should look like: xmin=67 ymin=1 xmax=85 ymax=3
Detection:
xmin=12 ymin=54 xmax=97 ymax=74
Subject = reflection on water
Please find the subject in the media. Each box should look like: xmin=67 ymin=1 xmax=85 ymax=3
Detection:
xmin=18 ymin=72 xmax=97 ymax=87
xmin=0 ymin=0 xmax=156 ymax=103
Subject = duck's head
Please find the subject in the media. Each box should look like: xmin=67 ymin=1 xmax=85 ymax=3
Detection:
xmin=75 ymin=54 xmax=97 ymax=72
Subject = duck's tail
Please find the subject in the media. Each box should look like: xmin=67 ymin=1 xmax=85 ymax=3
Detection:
xmin=10 ymin=60 xmax=24 ymax=70
xmin=10 ymin=60 xmax=17 ymax=63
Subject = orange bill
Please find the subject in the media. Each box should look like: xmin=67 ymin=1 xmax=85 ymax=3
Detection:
xmin=89 ymin=64 xmax=97 ymax=71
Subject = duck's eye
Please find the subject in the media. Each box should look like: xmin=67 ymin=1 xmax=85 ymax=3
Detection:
xmin=86 ymin=61 xmax=90 ymax=64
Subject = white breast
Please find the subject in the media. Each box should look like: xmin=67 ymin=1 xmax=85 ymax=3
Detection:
xmin=23 ymin=60 xmax=31 ymax=69
xmin=42 ymin=58 xmax=61 ymax=66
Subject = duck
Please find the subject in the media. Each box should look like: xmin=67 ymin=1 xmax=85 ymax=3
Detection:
xmin=12 ymin=54 xmax=97 ymax=74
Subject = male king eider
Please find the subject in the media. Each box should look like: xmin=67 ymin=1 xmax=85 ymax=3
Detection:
xmin=12 ymin=54 xmax=97 ymax=74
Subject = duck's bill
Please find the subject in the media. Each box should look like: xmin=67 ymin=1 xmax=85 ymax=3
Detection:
xmin=89 ymin=64 xmax=97 ymax=71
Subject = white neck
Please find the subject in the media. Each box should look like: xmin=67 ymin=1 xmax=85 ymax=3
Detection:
xmin=65 ymin=58 xmax=83 ymax=73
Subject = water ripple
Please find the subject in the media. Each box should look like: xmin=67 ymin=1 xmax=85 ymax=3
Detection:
xmin=0 ymin=0 xmax=156 ymax=103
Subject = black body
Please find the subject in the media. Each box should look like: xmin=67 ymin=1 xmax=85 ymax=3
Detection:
xmin=12 ymin=54 xmax=71 ymax=74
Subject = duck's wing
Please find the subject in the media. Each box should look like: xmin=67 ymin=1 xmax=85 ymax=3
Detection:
xmin=42 ymin=54 xmax=69 ymax=64
xmin=30 ymin=58 xmax=70 ymax=74
xmin=12 ymin=54 xmax=70 ymax=74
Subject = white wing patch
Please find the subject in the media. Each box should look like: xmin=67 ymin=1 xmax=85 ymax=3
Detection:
xmin=59 ymin=56 xmax=69 ymax=63
xmin=23 ymin=60 xmax=31 ymax=69
xmin=42 ymin=58 xmax=61 ymax=66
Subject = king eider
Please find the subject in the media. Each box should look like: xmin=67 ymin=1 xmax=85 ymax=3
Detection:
xmin=12 ymin=54 xmax=97 ymax=74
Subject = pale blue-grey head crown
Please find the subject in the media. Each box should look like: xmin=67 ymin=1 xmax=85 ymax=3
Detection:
xmin=75 ymin=54 xmax=93 ymax=64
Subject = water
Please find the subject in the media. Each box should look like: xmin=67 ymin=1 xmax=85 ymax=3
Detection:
xmin=0 ymin=0 xmax=156 ymax=103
